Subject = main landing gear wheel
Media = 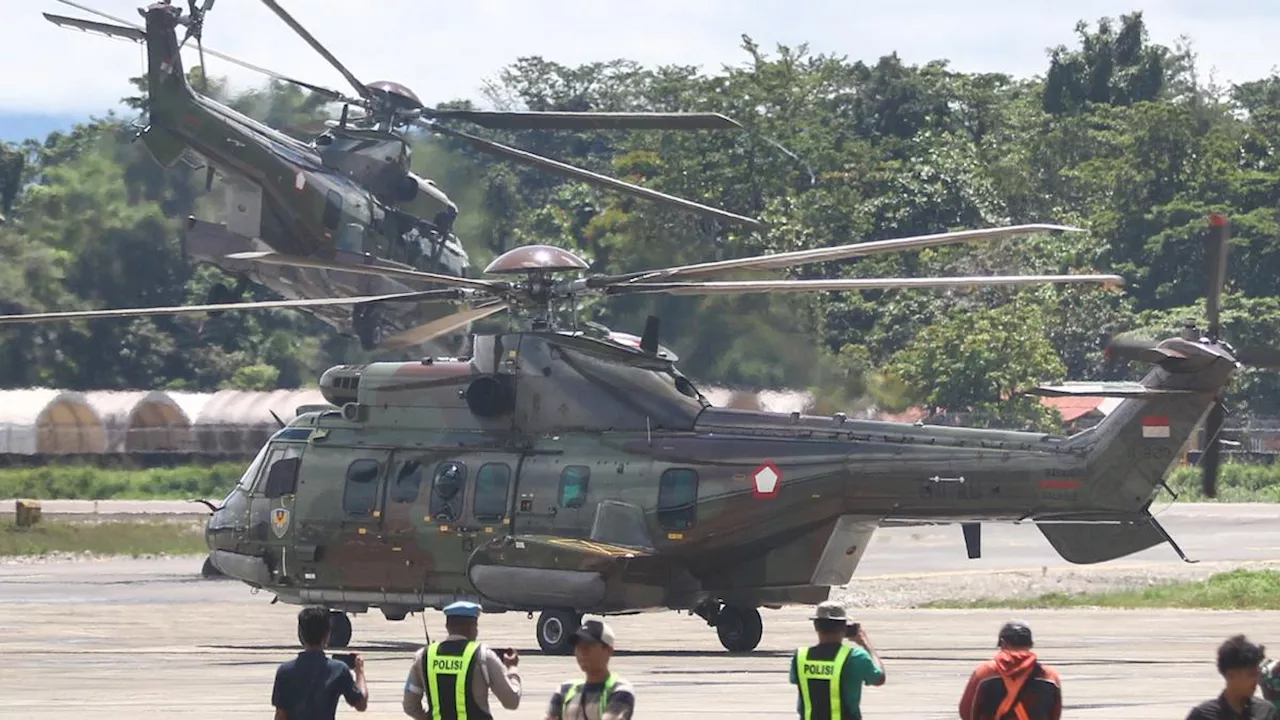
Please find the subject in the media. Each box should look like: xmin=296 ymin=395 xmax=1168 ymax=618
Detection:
xmin=328 ymin=611 xmax=352 ymax=648
xmin=715 ymin=605 xmax=763 ymax=653
xmin=536 ymin=609 xmax=581 ymax=655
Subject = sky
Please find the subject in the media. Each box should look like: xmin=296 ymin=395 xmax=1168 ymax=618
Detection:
xmin=3 ymin=0 xmax=1280 ymax=143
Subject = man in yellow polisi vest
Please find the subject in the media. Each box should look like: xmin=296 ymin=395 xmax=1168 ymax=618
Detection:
xmin=790 ymin=600 xmax=886 ymax=719
xmin=402 ymin=601 xmax=522 ymax=720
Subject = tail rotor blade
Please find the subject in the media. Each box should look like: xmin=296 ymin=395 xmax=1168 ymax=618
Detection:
xmin=1235 ymin=345 xmax=1280 ymax=369
xmin=1206 ymin=215 xmax=1230 ymax=340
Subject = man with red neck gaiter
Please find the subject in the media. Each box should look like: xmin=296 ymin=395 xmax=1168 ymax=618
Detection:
xmin=958 ymin=621 xmax=1062 ymax=720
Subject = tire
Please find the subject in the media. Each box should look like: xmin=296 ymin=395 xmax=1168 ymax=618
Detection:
xmin=536 ymin=609 xmax=581 ymax=655
xmin=328 ymin=611 xmax=353 ymax=648
xmin=716 ymin=605 xmax=763 ymax=653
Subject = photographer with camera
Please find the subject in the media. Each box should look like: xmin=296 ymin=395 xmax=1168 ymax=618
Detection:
xmin=271 ymin=607 xmax=368 ymax=720
xmin=402 ymin=600 xmax=522 ymax=720
xmin=789 ymin=601 xmax=885 ymax=719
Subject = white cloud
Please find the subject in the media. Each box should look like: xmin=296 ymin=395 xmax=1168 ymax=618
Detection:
xmin=3 ymin=0 xmax=1280 ymax=117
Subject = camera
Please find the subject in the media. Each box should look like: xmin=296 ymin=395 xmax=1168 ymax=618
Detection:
xmin=332 ymin=652 xmax=357 ymax=668
xmin=845 ymin=622 xmax=861 ymax=639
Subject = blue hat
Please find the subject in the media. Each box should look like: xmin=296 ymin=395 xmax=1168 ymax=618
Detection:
xmin=443 ymin=601 xmax=482 ymax=618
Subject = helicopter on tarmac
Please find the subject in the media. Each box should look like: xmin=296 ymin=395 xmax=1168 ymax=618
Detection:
xmin=41 ymin=0 xmax=762 ymax=351
xmin=8 ymin=218 xmax=1270 ymax=654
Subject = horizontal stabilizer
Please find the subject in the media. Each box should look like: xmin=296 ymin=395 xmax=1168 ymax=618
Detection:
xmin=1038 ymin=514 xmax=1195 ymax=564
xmin=1027 ymin=381 xmax=1198 ymax=398
xmin=44 ymin=13 xmax=145 ymax=42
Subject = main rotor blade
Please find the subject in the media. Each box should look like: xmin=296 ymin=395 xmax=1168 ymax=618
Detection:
xmin=603 ymin=224 xmax=1084 ymax=283
xmin=46 ymin=5 xmax=359 ymax=105
xmin=429 ymin=110 xmax=742 ymax=131
xmin=1205 ymin=214 xmax=1230 ymax=340
xmin=420 ymin=121 xmax=764 ymax=230
xmin=1236 ymin=345 xmax=1280 ymax=369
xmin=605 ymin=274 xmax=1125 ymax=297
xmin=381 ymin=302 xmax=511 ymax=350
xmin=257 ymin=0 xmax=370 ymax=103
xmin=54 ymin=0 xmax=140 ymax=29
xmin=225 ymin=251 xmax=506 ymax=294
xmin=0 ymin=289 xmax=464 ymax=326
xmin=44 ymin=13 xmax=145 ymax=42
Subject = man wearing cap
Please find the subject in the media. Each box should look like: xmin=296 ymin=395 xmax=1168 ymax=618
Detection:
xmin=402 ymin=600 xmax=522 ymax=720
xmin=959 ymin=621 xmax=1062 ymax=720
xmin=789 ymin=600 xmax=886 ymax=719
xmin=544 ymin=618 xmax=636 ymax=720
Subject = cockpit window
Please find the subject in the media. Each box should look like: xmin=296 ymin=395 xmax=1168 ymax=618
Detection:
xmin=236 ymin=444 xmax=271 ymax=491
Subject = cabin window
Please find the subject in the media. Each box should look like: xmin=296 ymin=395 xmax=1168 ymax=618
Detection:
xmin=262 ymin=444 xmax=304 ymax=498
xmin=429 ymin=461 xmax=467 ymax=521
xmin=342 ymin=459 xmax=382 ymax=516
xmin=323 ymin=190 xmax=342 ymax=230
xmin=236 ymin=443 xmax=271 ymax=491
xmin=558 ymin=466 xmax=590 ymax=509
xmin=389 ymin=460 xmax=424 ymax=504
xmin=657 ymin=468 xmax=698 ymax=530
xmin=474 ymin=463 xmax=511 ymax=522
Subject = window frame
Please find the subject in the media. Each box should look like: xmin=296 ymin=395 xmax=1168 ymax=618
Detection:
xmin=428 ymin=461 xmax=468 ymax=520
xmin=473 ymin=462 xmax=512 ymax=523
xmin=262 ymin=443 xmax=304 ymax=499
xmin=389 ymin=459 xmax=425 ymax=505
xmin=323 ymin=189 xmax=342 ymax=230
xmin=657 ymin=467 xmax=699 ymax=531
xmin=557 ymin=465 xmax=591 ymax=509
xmin=341 ymin=458 xmax=383 ymax=517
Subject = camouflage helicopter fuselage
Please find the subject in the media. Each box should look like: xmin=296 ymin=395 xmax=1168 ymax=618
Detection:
xmin=204 ymin=328 xmax=1223 ymax=653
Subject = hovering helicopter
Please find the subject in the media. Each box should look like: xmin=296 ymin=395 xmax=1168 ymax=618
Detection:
xmin=41 ymin=0 xmax=762 ymax=351
xmin=12 ymin=217 xmax=1263 ymax=655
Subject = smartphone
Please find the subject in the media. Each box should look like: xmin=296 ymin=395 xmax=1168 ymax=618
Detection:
xmin=845 ymin=622 xmax=861 ymax=638
xmin=332 ymin=652 xmax=357 ymax=668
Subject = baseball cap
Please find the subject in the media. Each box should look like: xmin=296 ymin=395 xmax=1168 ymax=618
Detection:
xmin=571 ymin=618 xmax=615 ymax=648
xmin=809 ymin=600 xmax=847 ymax=621
xmin=998 ymin=621 xmax=1033 ymax=647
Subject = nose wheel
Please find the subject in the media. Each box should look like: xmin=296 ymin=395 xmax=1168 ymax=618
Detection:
xmin=536 ymin=609 xmax=581 ymax=655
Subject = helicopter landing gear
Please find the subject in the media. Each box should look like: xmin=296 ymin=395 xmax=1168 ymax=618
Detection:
xmin=693 ymin=600 xmax=763 ymax=653
xmin=328 ymin=611 xmax=352 ymax=648
xmin=536 ymin=609 xmax=581 ymax=655
xmin=352 ymin=304 xmax=384 ymax=351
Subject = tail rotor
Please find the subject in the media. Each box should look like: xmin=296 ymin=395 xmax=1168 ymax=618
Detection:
xmin=1103 ymin=215 xmax=1280 ymax=498
xmin=179 ymin=0 xmax=216 ymax=91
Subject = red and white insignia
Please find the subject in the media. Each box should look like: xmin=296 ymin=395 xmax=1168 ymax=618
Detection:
xmin=752 ymin=461 xmax=782 ymax=499
xmin=1142 ymin=415 xmax=1170 ymax=439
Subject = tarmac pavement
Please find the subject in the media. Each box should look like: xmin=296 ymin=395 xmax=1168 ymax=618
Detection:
xmin=5 ymin=502 xmax=1280 ymax=718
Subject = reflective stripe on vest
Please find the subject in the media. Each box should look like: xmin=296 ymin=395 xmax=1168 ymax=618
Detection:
xmin=425 ymin=641 xmax=479 ymax=720
xmin=994 ymin=671 xmax=1034 ymax=720
xmin=562 ymin=674 xmax=620 ymax=718
xmin=797 ymin=645 xmax=852 ymax=720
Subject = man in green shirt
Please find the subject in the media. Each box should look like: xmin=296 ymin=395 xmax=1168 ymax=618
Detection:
xmin=789 ymin=600 xmax=886 ymax=719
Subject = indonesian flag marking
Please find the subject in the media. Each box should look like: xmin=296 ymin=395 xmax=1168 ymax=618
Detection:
xmin=1142 ymin=415 xmax=1171 ymax=439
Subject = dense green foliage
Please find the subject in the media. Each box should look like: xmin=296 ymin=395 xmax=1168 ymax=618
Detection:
xmin=0 ymin=517 xmax=208 ymax=557
xmin=0 ymin=463 xmax=245 ymax=500
xmin=926 ymin=569 xmax=1280 ymax=609
xmin=4 ymin=12 xmax=1280 ymax=428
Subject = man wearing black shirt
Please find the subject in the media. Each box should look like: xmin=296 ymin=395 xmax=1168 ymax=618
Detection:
xmin=1186 ymin=635 xmax=1278 ymax=720
xmin=272 ymin=607 xmax=369 ymax=720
